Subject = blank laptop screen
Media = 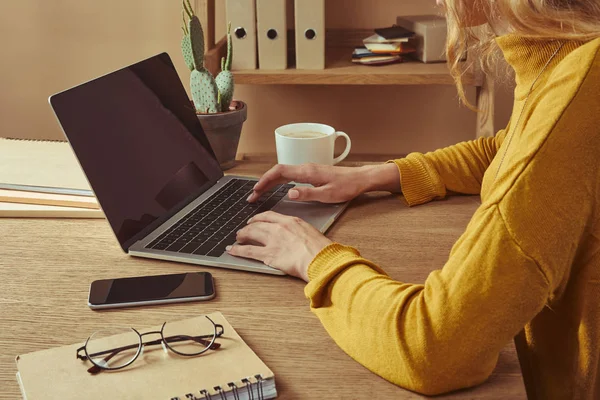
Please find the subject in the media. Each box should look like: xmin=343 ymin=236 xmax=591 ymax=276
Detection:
xmin=50 ymin=53 xmax=223 ymax=251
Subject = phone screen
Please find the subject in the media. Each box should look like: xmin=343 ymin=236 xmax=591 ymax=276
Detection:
xmin=89 ymin=272 xmax=214 ymax=306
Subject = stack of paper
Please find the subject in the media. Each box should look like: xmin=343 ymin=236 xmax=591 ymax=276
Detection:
xmin=352 ymin=25 xmax=416 ymax=66
xmin=363 ymin=34 xmax=412 ymax=53
xmin=352 ymin=47 xmax=403 ymax=65
xmin=0 ymin=138 xmax=103 ymax=218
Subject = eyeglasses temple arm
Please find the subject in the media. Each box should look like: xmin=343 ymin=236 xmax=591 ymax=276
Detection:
xmin=86 ymin=347 xmax=123 ymax=374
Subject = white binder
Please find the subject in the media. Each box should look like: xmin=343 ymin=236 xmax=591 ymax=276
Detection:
xmin=256 ymin=0 xmax=288 ymax=70
xmin=295 ymin=0 xmax=326 ymax=69
xmin=226 ymin=0 xmax=258 ymax=70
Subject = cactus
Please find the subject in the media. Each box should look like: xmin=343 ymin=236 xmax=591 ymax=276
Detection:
xmin=181 ymin=0 xmax=235 ymax=114
xmin=188 ymin=11 xmax=205 ymax=70
xmin=181 ymin=12 xmax=194 ymax=71
xmin=215 ymin=23 xmax=235 ymax=111
xmin=191 ymin=70 xmax=220 ymax=114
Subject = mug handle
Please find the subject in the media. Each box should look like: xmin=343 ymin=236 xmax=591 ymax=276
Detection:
xmin=332 ymin=131 xmax=352 ymax=165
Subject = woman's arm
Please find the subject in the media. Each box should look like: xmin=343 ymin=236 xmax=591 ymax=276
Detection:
xmin=246 ymin=128 xmax=506 ymax=205
xmin=361 ymin=162 xmax=403 ymax=193
xmin=304 ymin=204 xmax=548 ymax=395
xmin=304 ymin=114 xmax=595 ymax=394
xmin=391 ymin=129 xmax=507 ymax=206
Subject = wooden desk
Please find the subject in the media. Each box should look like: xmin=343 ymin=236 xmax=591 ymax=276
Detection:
xmin=0 ymin=161 xmax=526 ymax=399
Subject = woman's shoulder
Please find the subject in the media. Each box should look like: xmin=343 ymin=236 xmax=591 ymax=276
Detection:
xmin=549 ymin=36 xmax=600 ymax=95
xmin=516 ymin=36 xmax=599 ymax=150
xmin=553 ymin=36 xmax=600 ymax=125
xmin=539 ymin=36 xmax=600 ymax=140
xmin=533 ymin=37 xmax=600 ymax=168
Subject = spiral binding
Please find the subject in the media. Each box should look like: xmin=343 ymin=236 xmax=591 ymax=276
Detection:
xmin=1 ymin=137 xmax=67 ymax=143
xmin=228 ymin=382 xmax=240 ymax=400
xmin=173 ymin=374 xmax=266 ymax=400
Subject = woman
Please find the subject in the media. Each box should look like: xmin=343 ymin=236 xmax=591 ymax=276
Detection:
xmin=227 ymin=0 xmax=600 ymax=397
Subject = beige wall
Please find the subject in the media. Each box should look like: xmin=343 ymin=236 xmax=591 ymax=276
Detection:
xmin=0 ymin=0 xmax=514 ymax=156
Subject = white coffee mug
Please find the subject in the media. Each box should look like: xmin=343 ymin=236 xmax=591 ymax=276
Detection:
xmin=275 ymin=123 xmax=352 ymax=166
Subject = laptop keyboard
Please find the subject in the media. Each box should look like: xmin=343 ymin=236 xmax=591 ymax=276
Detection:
xmin=146 ymin=179 xmax=294 ymax=257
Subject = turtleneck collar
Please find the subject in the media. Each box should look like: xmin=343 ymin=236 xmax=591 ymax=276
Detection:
xmin=495 ymin=34 xmax=584 ymax=100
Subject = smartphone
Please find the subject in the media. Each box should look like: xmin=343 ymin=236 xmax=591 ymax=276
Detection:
xmin=88 ymin=272 xmax=215 ymax=310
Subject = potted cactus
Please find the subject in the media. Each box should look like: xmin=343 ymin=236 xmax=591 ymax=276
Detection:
xmin=181 ymin=0 xmax=247 ymax=170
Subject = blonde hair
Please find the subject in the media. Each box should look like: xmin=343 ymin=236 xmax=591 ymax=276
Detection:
xmin=444 ymin=0 xmax=600 ymax=109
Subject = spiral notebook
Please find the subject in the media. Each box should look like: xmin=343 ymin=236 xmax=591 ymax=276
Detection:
xmin=15 ymin=312 xmax=277 ymax=400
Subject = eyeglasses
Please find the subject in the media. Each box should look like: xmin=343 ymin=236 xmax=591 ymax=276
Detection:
xmin=76 ymin=316 xmax=224 ymax=374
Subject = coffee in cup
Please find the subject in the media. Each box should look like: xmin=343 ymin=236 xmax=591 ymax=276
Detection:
xmin=275 ymin=123 xmax=352 ymax=166
xmin=279 ymin=131 xmax=328 ymax=139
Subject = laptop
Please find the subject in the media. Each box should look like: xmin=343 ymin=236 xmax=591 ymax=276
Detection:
xmin=49 ymin=53 xmax=348 ymax=275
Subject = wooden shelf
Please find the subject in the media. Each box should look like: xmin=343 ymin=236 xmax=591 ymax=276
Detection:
xmin=198 ymin=6 xmax=493 ymax=136
xmin=204 ymin=29 xmax=483 ymax=87
xmin=233 ymin=48 xmax=482 ymax=86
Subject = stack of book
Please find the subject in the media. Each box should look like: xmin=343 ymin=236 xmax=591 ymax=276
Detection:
xmin=0 ymin=138 xmax=103 ymax=218
xmin=352 ymin=25 xmax=416 ymax=66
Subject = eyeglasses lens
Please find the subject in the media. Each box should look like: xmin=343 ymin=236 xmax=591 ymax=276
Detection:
xmin=162 ymin=318 xmax=216 ymax=355
xmin=86 ymin=328 xmax=141 ymax=369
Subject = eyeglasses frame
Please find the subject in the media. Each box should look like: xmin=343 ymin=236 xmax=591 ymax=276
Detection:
xmin=76 ymin=315 xmax=224 ymax=374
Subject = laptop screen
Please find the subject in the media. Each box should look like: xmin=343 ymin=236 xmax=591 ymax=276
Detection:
xmin=50 ymin=53 xmax=224 ymax=251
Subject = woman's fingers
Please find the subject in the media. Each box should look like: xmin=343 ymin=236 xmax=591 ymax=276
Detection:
xmin=248 ymin=165 xmax=300 ymax=202
xmin=228 ymin=222 xmax=274 ymax=264
xmin=287 ymin=185 xmax=332 ymax=202
xmin=248 ymin=164 xmax=327 ymax=202
xmin=236 ymin=222 xmax=271 ymax=245
xmin=225 ymin=211 xmax=331 ymax=279
xmin=226 ymin=244 xmax=269 ymax=263
xmin=246 ymin=176 xmax=291 ymax=202
xmin=249 ymin=210 xmax=293 ymax=224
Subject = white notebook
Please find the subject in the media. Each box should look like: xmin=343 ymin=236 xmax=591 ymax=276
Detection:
xmin=0 ymin=138 xmax=102 ymax=218
xmin=0 ymin=137 xmax=92 ymax=190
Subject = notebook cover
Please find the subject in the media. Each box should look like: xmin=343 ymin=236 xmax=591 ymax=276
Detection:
xmin=15 ymin=312 xmax=275 ymax=400
xmin=363 ymin=33 xmax=409 ymax=44
xmin=0 ymin=202 xmax=104 ymax=218
xmin=16 ymin=372 xmax=27 ymax=400
xmin=355 ymin=45 xmax=416 ymax=57
xmin=374 ymin=25 xmax=415 ymax=39
xmin=0 ymin=138 xmax=92 ymax=191
xmin=364 ymin=42 xmax=417 ymax=54
xmin=353 ymin=47 xmax=379 ymax=58
xmin=0 ymin=189 xmax=99 ymax=209
xmin=352 ymin=56 xmax=402 ymax=65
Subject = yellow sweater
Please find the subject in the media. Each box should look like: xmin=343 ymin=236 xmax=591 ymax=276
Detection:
xmin=305 ymin=34 xmax=600 ymax=398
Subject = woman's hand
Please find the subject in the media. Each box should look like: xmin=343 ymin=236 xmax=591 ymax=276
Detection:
xmin=247 ymin=163 xmax=401 ymax=203
xmin=226 ymin=211 xmax=332 ymax=281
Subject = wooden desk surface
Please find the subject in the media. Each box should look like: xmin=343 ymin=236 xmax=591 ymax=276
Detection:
xmin=0 ymin=161 xmax=526 ymax=399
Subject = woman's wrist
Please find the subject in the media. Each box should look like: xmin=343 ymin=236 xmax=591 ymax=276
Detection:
xmin=359 ymin=163 xmax=402 ymax=194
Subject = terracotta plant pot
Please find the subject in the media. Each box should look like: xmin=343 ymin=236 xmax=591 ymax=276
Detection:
xmin=196 ymin=100 xmax=247 ymax=171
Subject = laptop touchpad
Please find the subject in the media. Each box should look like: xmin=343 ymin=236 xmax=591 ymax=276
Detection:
xmin=272 ymin=200 xmax=342 ymax=230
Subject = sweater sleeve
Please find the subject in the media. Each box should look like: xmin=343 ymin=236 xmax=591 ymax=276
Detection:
xmin=304 ymin=204 xmax=550 ymax=396
xmin=391 ymin=130 xmax=507 ymax=206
